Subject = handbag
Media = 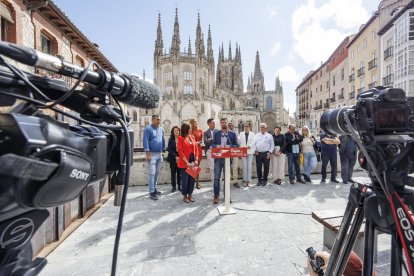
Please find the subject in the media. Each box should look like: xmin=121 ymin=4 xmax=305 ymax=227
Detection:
xmin=315 ymin=151 xmax=321 ymax=162
xmin=186 ymin=166 xmax=201 ymax=179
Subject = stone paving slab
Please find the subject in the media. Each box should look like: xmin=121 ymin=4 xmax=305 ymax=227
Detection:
xmin=40 ymin=172 xmax=394 ymax=276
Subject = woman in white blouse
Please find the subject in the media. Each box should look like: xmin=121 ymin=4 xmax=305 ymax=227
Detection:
xmin=238 ymin=121 xmax=255 ymax=187
xmin=301 ymin=126 xmax=317 ymax=182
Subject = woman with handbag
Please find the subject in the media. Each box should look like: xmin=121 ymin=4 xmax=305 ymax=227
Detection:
xmin=177 ymin=123 xmax=199 ymax=203
xmin=189 ymin=118 xmax=203 ymax=189
xmin=300 ymin=126 xmax=317 ymax=183
xmin=167 ymin=126 xmax=181 ymax=192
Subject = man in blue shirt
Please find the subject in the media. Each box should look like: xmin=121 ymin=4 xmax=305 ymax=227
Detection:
xmin=143 ymin=115 xmax=165 ymax=200
xmin=320 ymin=130 xmax=340 ymax=183
xmin=211 ymin=118 xmax=239 ymax=204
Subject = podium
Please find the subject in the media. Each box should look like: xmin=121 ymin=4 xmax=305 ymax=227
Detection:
xmin=211 ymin=147 xmax=247 ymax=215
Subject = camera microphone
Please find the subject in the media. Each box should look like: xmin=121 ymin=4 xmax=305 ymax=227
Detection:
xmin=0 ymin=41 xmax=161 ymax=109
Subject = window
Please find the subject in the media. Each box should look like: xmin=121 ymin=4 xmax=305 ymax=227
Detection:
xmin=0 ymin=3 xmax=15 ymax=43
xmin=183 ymin=85 xmax=192 ymax=94
xmin=75 ymin=56 xmax=85 ymax=67
xmin=165 ymin=86 xmax=172 ymax=94
xmin=41 ymin=35 xmax=51 ymax=53
xmin=363 ymin=38 xmax=367 ymax=48
xmin=320 ymin=85 xmax=322 ymax=91
xmin=351 ymin=51 xmax=354 ymax=60
xmin=266 ymin=96 xmax=272 ymax=110
xmin=332 ymin=75 xmax=336 ymax=86
xmin=360 ymin=61 xmax=364 ymax=69
xmin=183 ymin=71 xmax=192 ymax=80
xmin=372 ymin=29 xmax=377 ymax=40
xmin=133 ymin=111 xmax=137 ymax=122
xmin=357 ymin=45 xmax=360 ymax=53
xmin=341 ymin=68 xmax=345 ymax=80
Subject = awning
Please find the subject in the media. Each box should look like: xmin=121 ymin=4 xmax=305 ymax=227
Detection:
xmin=0 ymin=3 xmax=14 ymax=24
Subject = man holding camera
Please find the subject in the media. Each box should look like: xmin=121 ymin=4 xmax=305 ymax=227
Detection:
xmin=320 ymin=129 xmax=340 ymax=183
xmin=285 ymin=124 xmax=305 ymax=184
xmin=143 ymin=115 xmax=165 ymax=200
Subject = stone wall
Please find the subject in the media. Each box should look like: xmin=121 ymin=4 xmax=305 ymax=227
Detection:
xmin=130 ymin=152 xmax=361 ymax=186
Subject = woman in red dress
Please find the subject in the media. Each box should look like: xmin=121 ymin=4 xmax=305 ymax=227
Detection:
xmin=189 ymin=118 xmax=203 ymax=189
xmin=177 ymin=123 xmax=199 ymax=203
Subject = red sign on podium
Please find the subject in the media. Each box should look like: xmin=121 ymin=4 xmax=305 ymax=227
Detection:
xmin=211 ymin=147 xmax=248 ymax=158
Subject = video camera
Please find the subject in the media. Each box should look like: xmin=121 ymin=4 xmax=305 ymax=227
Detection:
xmin=320 ymin=86 xmax=414 ymax=137
xmin=0 ymin=41 xmax=160 ymax=275
xmin=317 ymin=87 xmax=414 ymax=275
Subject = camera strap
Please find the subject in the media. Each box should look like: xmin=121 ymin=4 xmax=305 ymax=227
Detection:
xmin=0 ymin=153 xmax=58 ymax=181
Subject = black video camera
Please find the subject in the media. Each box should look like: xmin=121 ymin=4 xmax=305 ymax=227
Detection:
xmin=320 ymin=86 xmax=414 ymax=136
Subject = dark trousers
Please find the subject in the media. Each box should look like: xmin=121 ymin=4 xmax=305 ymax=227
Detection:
xmin=169 ymin=161 xmax=181 ymax=188
xmin=214 ymin=158 xmax=225 ymax=197
xmin=180 ymin=169 xmax=195 ymax=196
xmin=256 ymin=152 xmax=270 ymax=182
xmin=340 ymin=152 xmax=356 ymax=182
xmin=321 ymin=152 xmax=337 ymax=180
xmin=287 ymin=152 xmax=301 ymax=180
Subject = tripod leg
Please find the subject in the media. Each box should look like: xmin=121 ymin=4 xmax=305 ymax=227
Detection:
xmin=335 ymin=205 xmax=365 ymax=276
xmin=325 ymin=200 xmax=358 ymax=275
xmin=391 ymin=232 xmax=402 ymax=276
xmin=362 ymin=219 xmax=375 ymax=276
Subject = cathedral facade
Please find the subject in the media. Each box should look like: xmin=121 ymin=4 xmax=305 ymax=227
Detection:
xmin=129 ymin=10 xmax=288 ymax=147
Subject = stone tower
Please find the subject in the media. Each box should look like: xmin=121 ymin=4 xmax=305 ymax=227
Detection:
xmin=247 ymin=51 xmax=265 ymax=93
xmin=215 ymin=42 xmax=243 ymax=94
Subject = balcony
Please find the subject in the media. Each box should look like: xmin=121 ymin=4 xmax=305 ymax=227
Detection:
xmin=349 ymin=74 xmax=355 ymax=82
xmin=368 ymin=81 xmax=377 ymax=89
xmin=338 ymin=93 xmax=344 ymax=100
xmin=323 ymin=102 xmax=330 ymax=108
xmin=349 ymin=92 xmax=355 ymax=99
xmin=357 ymin=67 xmax=365 ymax=77
xmin=368 ymin=58 xmax=378 ymax=70
xmin=357 ymin=87 xmax=365 ymax=95
xmin=313 ymin=105 xmax=322 ymax=110
xmin=384 ymin=46 xmax=393 ymax=60
xmin=330 ymin=97 xmax=336 ymax=103
xmin=383 ymin=74 xmax=394 ymax=86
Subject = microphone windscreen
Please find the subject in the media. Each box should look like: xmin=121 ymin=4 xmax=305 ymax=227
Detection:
xmin=119 ymin=74 xmax=161 ymax=109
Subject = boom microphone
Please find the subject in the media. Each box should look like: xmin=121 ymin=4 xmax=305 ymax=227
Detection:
xmin=0 ymin=41 xmax=160 ymax=109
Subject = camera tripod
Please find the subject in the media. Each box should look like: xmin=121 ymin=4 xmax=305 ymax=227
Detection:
xmin=324 ymin=134 xmax=414 ymax=275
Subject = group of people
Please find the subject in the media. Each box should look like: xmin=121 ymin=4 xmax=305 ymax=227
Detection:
xmin=143 ymin=115 xmax=358 ymax=203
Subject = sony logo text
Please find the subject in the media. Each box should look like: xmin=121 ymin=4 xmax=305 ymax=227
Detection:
xmin=69 ymin=169 xmax=90 ymax=181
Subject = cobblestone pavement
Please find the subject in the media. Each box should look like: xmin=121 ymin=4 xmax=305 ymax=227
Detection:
xmin=40 ymin=172 xmax=395 ymax=276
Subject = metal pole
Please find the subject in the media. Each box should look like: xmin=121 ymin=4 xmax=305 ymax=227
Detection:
xmin=224 ymin=158 xmax=230 ymax=213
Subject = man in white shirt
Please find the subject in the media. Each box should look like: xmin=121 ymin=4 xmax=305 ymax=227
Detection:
xmin=253 ymin=123 xmax=275 ymax=186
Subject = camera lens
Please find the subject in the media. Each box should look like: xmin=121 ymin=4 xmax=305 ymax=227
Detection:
xmin=320 ymin=106 xmax=353 ymax=135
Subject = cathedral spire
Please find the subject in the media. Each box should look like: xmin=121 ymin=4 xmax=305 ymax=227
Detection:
xmin=154 ymin=13 xmax=163 ymax=57
xmin=238 ymin=45 xmax=242 ymax=64
xmin=253 ymin=51 xmax=263 ymax=79
xmin=235 ymin=42 xmax=239 ymax=61
xmin=195 ymin=12 xmax=202 ymax=57
xmin=228 ymin=41 xmax=232 ymax=60
xmin=220 ymin=42 xmax=224 ymax=62
xmin=188 ymin=37 xmax=192 ymax=56
xmin=171 ymin=8 xmax=180 ymax=55
xmin=207 ymin=25 xmax=214 ymax=64
xmin=275 ymin=74 xmax=281 ymax=92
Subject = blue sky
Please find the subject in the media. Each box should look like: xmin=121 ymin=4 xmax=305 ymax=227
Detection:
xmin=54 ymin=0 xmax=379 ymax=114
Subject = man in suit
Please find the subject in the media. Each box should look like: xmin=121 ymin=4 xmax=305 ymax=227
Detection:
xmin=203 ymin=118 xmax=219 ymax=184
xmin=211 ymin=118 xmax=239 ymax=204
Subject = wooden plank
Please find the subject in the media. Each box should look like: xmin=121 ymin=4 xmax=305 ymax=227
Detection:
xmin=312 ymin=209 xmax=344 ymax=223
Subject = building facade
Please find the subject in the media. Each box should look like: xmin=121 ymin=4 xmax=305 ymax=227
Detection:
xmin=129 ymin=10 xmax=289 ymax=146
xmin=296 ymin=0 xmax=411 ymax=128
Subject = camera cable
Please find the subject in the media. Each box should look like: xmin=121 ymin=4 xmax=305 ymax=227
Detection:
xmin=233 ymin=207 xmax=310 ymax=215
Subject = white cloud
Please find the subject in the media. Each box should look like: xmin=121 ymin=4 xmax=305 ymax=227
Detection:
xmin=268 ymin=6 xmax=278 ymax=18
xmin=270 ymin=42 xmax=281 ymax=57
xmin=291 ymin=0 xmax=369 ymax=67
xmin=277 ymin=66 xmax=301 ymax=83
